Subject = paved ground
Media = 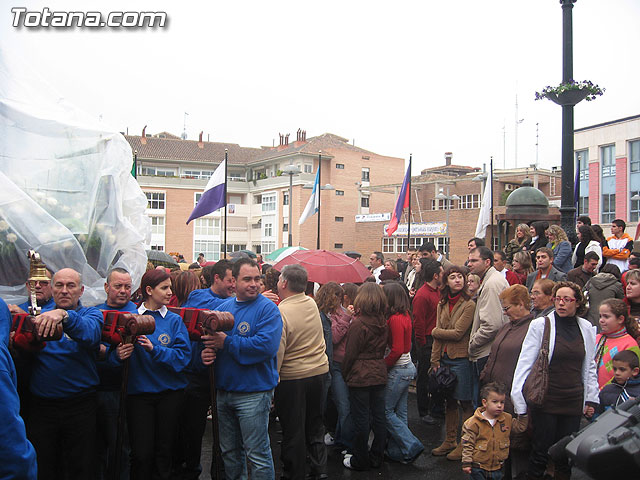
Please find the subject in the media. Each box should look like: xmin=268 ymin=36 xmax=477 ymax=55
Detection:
xmin=201 ymin=392 xmax=593 ymax=479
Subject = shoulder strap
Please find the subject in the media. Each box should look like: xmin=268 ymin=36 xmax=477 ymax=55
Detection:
xmin=541 ymin=316 xmax=551 ymax=352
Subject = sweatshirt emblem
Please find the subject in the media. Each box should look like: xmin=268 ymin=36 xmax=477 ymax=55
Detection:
xmin=158 ymin=333 xmax=171 ymax=345
xmin=237 ymin=321 xmax=250 ymax=335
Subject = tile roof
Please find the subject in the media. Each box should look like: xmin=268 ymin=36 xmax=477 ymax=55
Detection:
xmin=125 ymin=135 xmax=264 ymax=165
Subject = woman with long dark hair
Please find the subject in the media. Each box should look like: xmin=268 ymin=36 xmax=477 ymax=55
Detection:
xmin=430 ymin=266 xmax=475 ymax=460
xmin=382 ymin=282 xmax=424 ymax=464
xmin=172 ymin=271 xmax=201 ymax=307
xmin=115 ymin=268 xmax=191 ymax=479
xmin=512 ymin=281 xmax=599 ymax=480
xmin=572 ymin=225 xmax=603 ymax=270
xmin=504 ymin=223 xmax=531 ymax=264
xmin=341 ymin=283 xmax=388 ymax=471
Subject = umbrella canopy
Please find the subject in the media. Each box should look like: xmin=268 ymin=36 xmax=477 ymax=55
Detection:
xmin=146 ymin=250 xmax=178 ymax=267
xmin=239 ymin=249 xmax=257 ymax=258
xmin=273 ymin=249 xmax=371 ymax=284
xmin=265 ymin=246 xmax=308 ymax=263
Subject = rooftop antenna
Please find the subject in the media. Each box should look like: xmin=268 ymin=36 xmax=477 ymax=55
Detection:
xmin=535 ymin=122 xmax=539 ymax=168
xmin=515 ymin=94 xmax=524 ymax=168
xmin=181 ymin=112 xmax=189 ymax=140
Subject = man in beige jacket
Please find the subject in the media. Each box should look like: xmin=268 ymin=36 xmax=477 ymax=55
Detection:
xmin=467 ymin=247 xmax=508 ymax=410
xmin=275 ymin=264 xmax=329 ymax=480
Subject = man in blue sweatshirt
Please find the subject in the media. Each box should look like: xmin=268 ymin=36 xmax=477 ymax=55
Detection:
xmin=202 ymin=258 xmax=282 ymax=480
xmin=95 ymin=267 xmax=137 ymax=480
xmin=0 ymin=297 xmax=37 ymax=480
xmin=27 ymin=268 xmax=104 ymax=480
xmin=178 ymin=259 xmax=234 ymax=480
xmin=8 ymin=267 xmax=55 ymax=315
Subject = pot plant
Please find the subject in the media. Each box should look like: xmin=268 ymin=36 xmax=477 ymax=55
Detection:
xmin=535 ymin=80 xmax=604 ymax=106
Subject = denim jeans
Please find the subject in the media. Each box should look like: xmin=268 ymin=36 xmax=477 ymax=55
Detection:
xmin=330 ymin=361 xmax=353 ymax=449
xmin=384 ymin=362 xmax=424 ymax=462
xmin=471 ymin=355 xmax=489 ymax=408
xmin=470 ymin=466 xmax=503 ymax=479
xmin=349 ymin=385 xmax=386 ymax=470
xmin=217 ymin=389 xmax=275 ymax=480
xmin=96 ymin=390 xmax=130 ymax=480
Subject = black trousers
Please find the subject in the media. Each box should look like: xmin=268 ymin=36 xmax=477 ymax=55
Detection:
xmin=27 ymin=391 xmax=97 ymax=480
xmin=127 ymin=389 xmax=184 ymax=480
xmin=528 ymin=410 xmax=581 ymax=477
xmin=274 ymin=373 xmax=328 ymax=479
xmin=348 ymin=384 xmax=386 ymax=470
xmin=416 ymin=337 xmax=434 ymax=417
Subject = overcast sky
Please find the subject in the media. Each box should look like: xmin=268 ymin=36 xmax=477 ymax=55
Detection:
xmin=2 ymin=0 xmax=639 ymax=174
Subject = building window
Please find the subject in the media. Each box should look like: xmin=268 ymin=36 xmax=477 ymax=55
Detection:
xmin=550 ymin=176 xmax=557 ymax=196
xmin=283 ymin=223 xmax=288 ymax=232
xmin=150 ymin=245 xmax=164 ymax=251
xmin=303 ymin=164 xmax=313 ymax=174
xmin=261 ymin=242 xmax=275 ymax=254
xmin=335 ymin=216 xmax=344 ymax=222
xmin=264 ymin=222 xmax=273 ymax=237
xmin=283 ymin=192 xmax=289 ymax=206
xmin=194 ymin=218 xmax=220 ymax=236
xmin=336 ymin=163 xmax=345 ymax=169
xmin=194 ymin=240 xmax=220 ymax=262
xmin=145 ymin=192 xmax=165 ymax=210
xmin=183 ymin=169 xmax=214 ymax=179
xmin=631 ymin=190 xmax=640 ymax=223
xmin=150 ymin=216 xmax=165 ymax=235
xmin=140 ymin=166 xmax=175 ymax=177
xmin=361 ymin=167 xmax=370 ymax=182
xmin=578 ymin=197 xmax=589 ymax=216
xmin=630 ymin=140 xmax=640 ymax=173
xmin=362 ymin=156 xmax=370 ymax=161
xmin=225 ymin=244 xmax=244 ymax=253
xmin=602 ymin=193 xmax=616 ymax=223
xmin=601 ymin=145 xmax=616 ymax=177
xmin=576 ymin=149 xmax=589 ymax=180
xmin=336 ymin=190 xmax=344 ymax=196
xmin=361 ymin=196 xmax=370 ymax=208
xmin=334 ymin=243 xmax=343 ymax=249
xmin=261 ymin=193 xmax=276 ymax=213
xmin=431 ymin=198 xmax=453 ymax=210
xmin=382 ymin=237 xmax=395 ymax=253
xmin=435 ymin=237 xmax=449 ymax=256
xmin=460 ymin=194 xmax=480 ymax=209
xmin=254 ymin=195 xmax=262 ymax=204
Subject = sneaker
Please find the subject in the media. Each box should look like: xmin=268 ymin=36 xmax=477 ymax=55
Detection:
xmin=323 ymin=433 xmax=335 ymax=446
xmin=343 ymin=456 xmax=354 ymax=469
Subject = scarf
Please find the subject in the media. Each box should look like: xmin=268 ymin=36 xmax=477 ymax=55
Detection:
xmin=595 ymin=326 xmax=628 ymax=366
xmin=448 ymin=292 xmax=463 ymax=313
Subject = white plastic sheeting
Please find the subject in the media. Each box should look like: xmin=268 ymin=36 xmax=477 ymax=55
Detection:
xmin=0 ymin=48 xmax=150 ymax=305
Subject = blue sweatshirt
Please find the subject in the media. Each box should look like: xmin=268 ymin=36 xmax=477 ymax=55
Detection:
xmin=214 ymin=295 xmax=282 ymax=393
xmin=0 ymin=299 xmax=37 ymax=479
xmin=30 ymin=304 xmax=103 ymax=399
xmin=113 ymin=307 xmax=191 ymax=395
xmin=183 ymin=290 xmax=229 ymax=376
xmin=18 ymin=296 xmax=56 ymax=314
xmin=95 ymin=301 xmax=139 ymax=390
xmin=185 ymin=288 xmax=228 ymax=310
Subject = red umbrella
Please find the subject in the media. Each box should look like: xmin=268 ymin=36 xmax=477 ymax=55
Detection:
xmin=273 ymin=249 xmax=372 ymax=284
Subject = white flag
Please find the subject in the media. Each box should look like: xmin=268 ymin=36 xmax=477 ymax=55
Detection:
xmin=475 ymin=176 xmax=492 ymax=239
xmin=298 ymin=169 xmax=320 ymax=225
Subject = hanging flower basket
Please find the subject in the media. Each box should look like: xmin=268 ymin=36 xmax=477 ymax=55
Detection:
xmin=535 ymin=80 xmax=604 ymax=106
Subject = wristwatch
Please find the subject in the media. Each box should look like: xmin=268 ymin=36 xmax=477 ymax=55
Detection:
xmin=60 ymin=310 xmax=69 ymax=325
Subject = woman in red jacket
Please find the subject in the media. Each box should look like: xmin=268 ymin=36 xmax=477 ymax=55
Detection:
xmin=382 ymin=282 xmax=424 ymax=464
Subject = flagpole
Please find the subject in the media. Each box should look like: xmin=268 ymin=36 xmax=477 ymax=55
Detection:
xmin=316 ymin=151 xmax=322 ymax=250
xmin=490 ymin=156 xmax=494 ymax=249
xmin=224 ymin=149 xmax=228 ymax=260
xmin=407 ymin=154 xmax=412 ymax=253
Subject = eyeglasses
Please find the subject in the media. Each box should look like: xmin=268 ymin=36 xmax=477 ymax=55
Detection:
xmin=501 ymin=305 xmax=513 ymax=313
xmin=32 ymin=280 xmax=50 ymax=286
xmin=553 ymin=296 xmax=576 ymax=304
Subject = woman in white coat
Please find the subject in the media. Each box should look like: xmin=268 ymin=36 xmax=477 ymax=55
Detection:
xmin=571 ymin=225 xmax=602 ymax=271
xmin=511 ymin=281 xmax=599 ymax=480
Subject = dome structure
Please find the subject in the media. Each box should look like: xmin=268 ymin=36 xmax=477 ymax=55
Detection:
xmin=505 ymin=178 xmax=549 ymax=216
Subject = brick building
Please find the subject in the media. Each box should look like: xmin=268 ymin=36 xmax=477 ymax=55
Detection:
xmin=354 ymin=153 xmax=562 ymax=266
xmin=126 ymin=130 xmax=405 ymax=262
xmin=574 ymin=114 xmax=640 ymax=227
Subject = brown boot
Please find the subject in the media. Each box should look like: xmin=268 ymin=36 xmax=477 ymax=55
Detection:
xmin=446 ymin=442 xmax=463 ymax=461
xmin=446 ymin=405 xmax=473 ymax=461
xmin=431 ymin=406 xmax=458 ymax=456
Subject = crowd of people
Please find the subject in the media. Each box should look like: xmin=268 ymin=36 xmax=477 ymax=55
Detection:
xmin=2 ymin=214 xmax=640 ymax=480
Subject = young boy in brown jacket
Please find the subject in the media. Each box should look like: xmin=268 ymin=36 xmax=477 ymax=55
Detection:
xmin=461 ymin=382 xmax=527 ymax=479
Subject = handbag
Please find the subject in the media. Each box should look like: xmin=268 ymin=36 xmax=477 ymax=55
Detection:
xmin=522 ymin=316 xmax=551 ymax=408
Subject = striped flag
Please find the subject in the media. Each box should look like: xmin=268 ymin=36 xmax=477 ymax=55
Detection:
xmin=385 ymin=164 xmax=411 ymax=236
xmin=186 ymin=159 xmax=226 ymax=224
xmin=298 ymin=168 xmax=320 ymax=225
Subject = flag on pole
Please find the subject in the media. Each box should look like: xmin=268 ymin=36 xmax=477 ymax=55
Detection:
xmin=186 ymin=159 xmax=226 ymax=224
xmin=475 ymin=175 xmax=492 ymax=239
xmin=385 ymin=164 xmax=411 ymax=236
xmin=299 ymin=169 xmax=320 ymax=225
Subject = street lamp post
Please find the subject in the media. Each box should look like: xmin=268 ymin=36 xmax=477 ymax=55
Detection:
xmin=436 ymin=187 xmax=460 ymax=259
xmin=282 ymin=164 xmax=301 ymax=247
